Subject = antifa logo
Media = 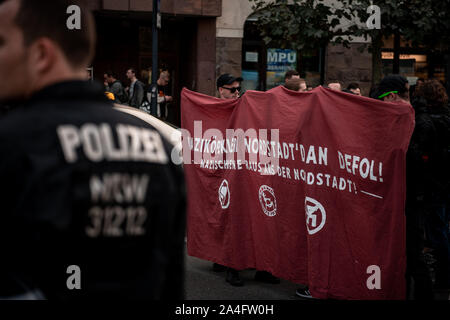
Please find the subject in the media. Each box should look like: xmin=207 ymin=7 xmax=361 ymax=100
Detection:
xmin=218 ymin=179 xmax=230 ymax=209
xmin=258 ymin=185 xmax=277 ymax=217
xmin=305 ymin=197 xmax=326 ymax=235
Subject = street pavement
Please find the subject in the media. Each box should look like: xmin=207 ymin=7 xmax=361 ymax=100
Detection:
xmin=184 ymin=249 xmax=303 ymax=300
xmin=184 ymin=247 xmax=450 ymax=300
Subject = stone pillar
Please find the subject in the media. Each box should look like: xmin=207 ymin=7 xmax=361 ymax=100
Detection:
xmin=214 ymin=0 xmax=253 ymax=95
xmin=216 ymin=37 xmax=243 ymax=81
xmin=196 ymin=18 xmax=217 ymax=96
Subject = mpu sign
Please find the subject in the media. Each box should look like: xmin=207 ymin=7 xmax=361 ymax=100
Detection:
xmin=267 ymin=49 xmax=297 ymax=72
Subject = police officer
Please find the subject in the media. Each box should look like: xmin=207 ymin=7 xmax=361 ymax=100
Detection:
xmin=0 ymin=0 xmax=185 ymax=300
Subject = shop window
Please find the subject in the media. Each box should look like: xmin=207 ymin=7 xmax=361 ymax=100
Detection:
xmin=266 ymin=48 xmax=297 ymax=88
xmin=381 ymin=34 xmax=448 ymax=86
xmin=242 ymin=18 xmax=324 ymax=91
xmin=382 ymin=52 xmax=428 ymax=84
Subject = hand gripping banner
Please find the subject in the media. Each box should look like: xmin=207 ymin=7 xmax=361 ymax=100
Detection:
xmin=181 ymin=86 xmax=414 ymax=299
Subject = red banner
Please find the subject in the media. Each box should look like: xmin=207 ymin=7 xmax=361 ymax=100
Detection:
xmin=181 ymin=86 xmax=414 ymax=300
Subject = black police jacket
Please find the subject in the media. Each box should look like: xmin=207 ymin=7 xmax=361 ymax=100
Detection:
xmin=407 ymin=98 xmax=450 ymax=207
xmin=0 ymin=81 xmax=185 ymax=300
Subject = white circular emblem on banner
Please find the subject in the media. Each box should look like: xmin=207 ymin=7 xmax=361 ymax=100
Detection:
xmin=219 ymin=179 xmax=230 ymax=209
xmin=259 ymin=185 xmax=277 ymax=217
xmin=305 ymin=196 xmax=326 ymax=235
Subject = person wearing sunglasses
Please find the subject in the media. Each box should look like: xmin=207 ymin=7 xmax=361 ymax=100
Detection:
xmin=213 ymin=73 xmax=280 ymax=287
xmin=212 ymin=73 xmax=243 ymax=284
xmin=217 ymin=73 xmax=243 ymax=99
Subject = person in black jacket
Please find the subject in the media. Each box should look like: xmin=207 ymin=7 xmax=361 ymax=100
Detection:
xmin=126 ymin=68 xmax=145 ymax=109
xmin=105 ymin=71 xmax=128 ymax=104
xmin=374 ymin=75 xmax=435 ymax=300
xmin=410 ymin=79 xmax=450 ymax=293
xmin=0 ymin=0 xmax=185 ymax=300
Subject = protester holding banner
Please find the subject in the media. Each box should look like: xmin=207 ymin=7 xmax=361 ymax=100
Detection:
xmin=217 ymin=73 xmax=243 ymax=100
xmin=326 ymin=80 xmax=342 ymax=91
xmin=409 ymin=79 xmax=450 ymax=295
xmin=182 ymin=78 xmax=414 ymax=299
xmin=284 ymin=77 xmax=307 ymax=93
xmin=211 ymin=73 xmax=244 ymax=284
xmin=211 ymin=73 xmax=242 ymax=280
xmin=284 ymin=70 xmax=300 ymax=82
xmin=284 ymin=77 xmax=301 ymax=92
xmin=375 ymin=75 xmax=410 ymax=102
xmin=374 ymin=75 xmax=435 ymax=299
xmin=344 ymin=83 xmax=362 ymax=96
xmin=213 ymin=74 xmax=280 ymax=287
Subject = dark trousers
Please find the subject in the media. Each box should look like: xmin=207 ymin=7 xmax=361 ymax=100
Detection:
xmin=425 ymin=203 xmax=450 ymax=289
xmin=406 ymin=205 xmax=434 ymax=300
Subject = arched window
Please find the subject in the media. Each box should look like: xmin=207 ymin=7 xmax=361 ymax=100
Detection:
xmin=242 ymin=13 xmax=325 ymax=92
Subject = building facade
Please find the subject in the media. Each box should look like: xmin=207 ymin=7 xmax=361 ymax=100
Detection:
xmin=88 ymin=0 xmax=220 ymax=125
xmin=218 ymin=1 xmax=448 ymax=96
xmin=217 ymin=0 xmax=373 ymax=94
xmin=88 ymin=0 xmax=448 ymax=126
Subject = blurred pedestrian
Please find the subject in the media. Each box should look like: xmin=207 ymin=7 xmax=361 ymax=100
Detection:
xmin=284 ymin=70 xmax=300 ymax=83
xmin=346 ymin=83 xmax=362 ymax=96
xmin=105 ymin=71 xmax=128 ymax=104
xmin=410 ymin=78 xmax=425 ymax=100
xmin=326 ymin=80 xmax=342 ymax=91
xmin=147 ymin=69 xmax=173 ymax=120
xmin=411 ymin=79 xmax=450 ymax=293
xmin=299 ymin=78 xmax=307 ymax=92
xmin=284 ymin=78 xmax=307 ymax=92
xmin=126 ymin=67 xmax=145 ymax=108
xmin=284 ymin=77 xmax=301 ymax=91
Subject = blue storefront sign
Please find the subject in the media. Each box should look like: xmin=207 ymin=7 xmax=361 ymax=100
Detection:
xmin=266 ymin=48 xmax=297 ymax=88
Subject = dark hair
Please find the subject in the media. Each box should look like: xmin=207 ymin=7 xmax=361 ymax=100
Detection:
xmin=415 ymin=79 xmax=449 ymax=108
xmin=105 ymin=71 xmax=117 ymax=78
xmin=284 ymin=70 xmax=299 ymax=80
xmin=13 ymin=0 xmax=96 ymax=68
xmin=375 ymin=75 xmax=410 ymax=100
xmin=347 ymin=83 xmax=360 ymax=90
xmin=128 ymin=68 xmax=137 ymax=76
xmin=284 ymin=78 xmax=301 ymax=91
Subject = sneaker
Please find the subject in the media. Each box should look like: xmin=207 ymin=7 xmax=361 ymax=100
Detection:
xmin=254 ymin=271 xmax=280 ymax=284
xmin=226 ymin=268 xmax=244 ymax=287
xmin=212 ymin=263 xmax=227 ymax=272
xmin=295 ymin=287 xmax=317 ymax=299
